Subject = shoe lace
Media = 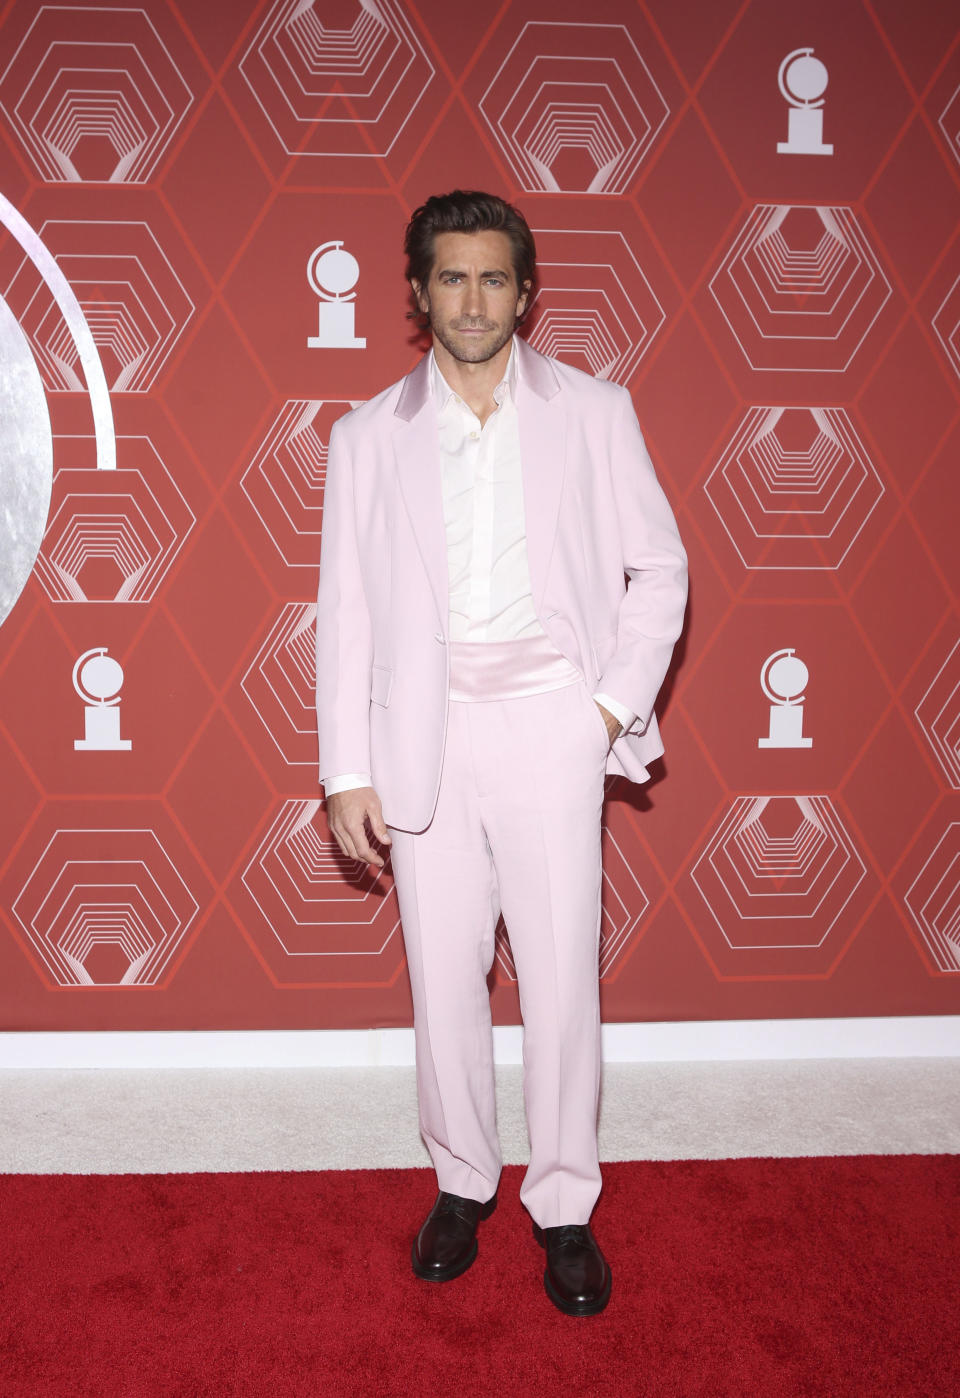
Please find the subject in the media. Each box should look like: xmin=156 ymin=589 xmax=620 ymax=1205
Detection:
xmin=548 ymin=1224 xmax=590 ymax=1250
xmin=435 ymin=1193 xmax=475 ymax=1220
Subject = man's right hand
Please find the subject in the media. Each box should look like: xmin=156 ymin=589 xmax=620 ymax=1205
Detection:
xmin=325 ymin=786 xmax=392 ymax=868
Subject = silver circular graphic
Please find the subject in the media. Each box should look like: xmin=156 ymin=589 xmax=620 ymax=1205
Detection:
xmin=767 ymin=654 xmax=808 ymax=700
xmin=78 ymin=653 xmax=124 ymax=702
xmin=785 ymin=54 xmax=828 ymax=103
xmin=308 ymin=242 xmax=359 ymax=298
xmin=0 ymin=292 xmax=53 ymax=628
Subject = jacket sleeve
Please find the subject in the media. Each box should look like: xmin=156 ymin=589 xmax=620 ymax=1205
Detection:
xmin=596 ymin=388 xmax=688 ymax=733
xmin=315 ymin=417 xmax=375 ymax=782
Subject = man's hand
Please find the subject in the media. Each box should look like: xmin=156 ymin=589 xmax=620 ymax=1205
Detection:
xmin=326 ymin=786 xmax=392 ymax=868
xmin=595 ymin=703 xmax=622 ymax=749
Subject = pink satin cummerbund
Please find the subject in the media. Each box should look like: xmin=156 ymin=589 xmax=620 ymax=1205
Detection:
xmin=448 ymin=634 xmax=582 ymax=702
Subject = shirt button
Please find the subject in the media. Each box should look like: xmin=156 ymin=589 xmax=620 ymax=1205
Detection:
xmin=469 ymin=431 xmax=479 ymax=440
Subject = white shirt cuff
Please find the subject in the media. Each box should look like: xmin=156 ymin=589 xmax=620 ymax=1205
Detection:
xmin=322 ymin=772 xmax=372 ymax=796
xmin=592 ymin=692 xmax=637 ymax=735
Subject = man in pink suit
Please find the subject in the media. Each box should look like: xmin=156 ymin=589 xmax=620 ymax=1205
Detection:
xmin=316 ymin=191 xmax=687 ymax=1316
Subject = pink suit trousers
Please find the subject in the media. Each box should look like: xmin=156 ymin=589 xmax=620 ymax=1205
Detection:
xmin=387 ymin=667 xmax=609 ymax=1229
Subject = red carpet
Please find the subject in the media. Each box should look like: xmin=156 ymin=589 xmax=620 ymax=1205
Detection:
xmin=1 ymin=1156 xmax=958 ymax=1397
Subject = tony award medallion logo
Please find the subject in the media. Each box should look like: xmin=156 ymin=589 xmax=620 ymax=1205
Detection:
xmin=758 ymin=648 xmax=813 ymax=749
xmin=306 ymin=240 xmax=366 ymax=349
xmin=777 ymin=48 xmax=834 ymax=156
xmin=73 ymin=647 xmax=132 ymax=751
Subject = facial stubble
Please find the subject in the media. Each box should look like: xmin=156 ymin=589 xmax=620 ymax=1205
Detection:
xmin=424 ymin=306 xmax=516 ymax=366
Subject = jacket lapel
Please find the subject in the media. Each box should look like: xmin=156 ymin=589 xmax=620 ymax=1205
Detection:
xmin=393 ymin=356 xmax=448 ymax=627
xmin=516 ymin=339 xmax=564 ymax=615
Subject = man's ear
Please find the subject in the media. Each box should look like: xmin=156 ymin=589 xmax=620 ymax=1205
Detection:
xmin=516 ymin=279 xmax=532 ymax=319
xmin=410 ymin=279 xmax=428 ymax=314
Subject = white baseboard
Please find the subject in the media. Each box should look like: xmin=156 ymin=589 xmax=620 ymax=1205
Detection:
xmin=1 ymin=1016 xmax=958 ymax=1070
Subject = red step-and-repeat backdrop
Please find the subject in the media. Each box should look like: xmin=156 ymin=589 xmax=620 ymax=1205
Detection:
xmin=1 ymin=0 xmax=958 ymax=1032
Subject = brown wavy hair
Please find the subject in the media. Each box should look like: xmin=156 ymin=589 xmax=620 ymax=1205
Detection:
xmin=403 ymin=190 xmax=536 ymax=323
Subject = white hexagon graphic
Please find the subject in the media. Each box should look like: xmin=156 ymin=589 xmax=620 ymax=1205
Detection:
xmin=709 ymin=205 xmax=892 ymax=372
xmin=240 ymin=399 xmax=361 ymax=569
xmin=904 ymin=823 xmax=960 ymax=973
xmin=12 ymin=827 xmax=199 ymax=987
xmin=938 ymin=84 xmax=960 ymax=170
xmin=915 ymin=636 xmax=960 ymax=789
xmin=238 ymin=0 xmax=435 ymax=159
xmin=240 ymin=799 xmax=400 ymax=982
xmin=34 ymin=435 xmax=195 ymax=602
xmin=691 ymin=796 xmax=867 ymax=969
xmin=480 ymin=21 xmax=669 ymax=193
xmin=6 ymin=218 xmax=194 ymax=392
xmin=526 ymin=228 xmax=665 ymax=383
xmin=241 ymin=603 xmax=317 ymax=765
xmin=0 ymin=5 xmax=193 ymax=182
xmin=932 ymin=273 xmax=960 ymax=382
xmin=495 ymin=823 xmax=649 ymax=981
xmin=704 ymin=406 xmax=884 ymax=570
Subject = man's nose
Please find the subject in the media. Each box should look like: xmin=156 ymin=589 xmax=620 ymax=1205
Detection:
xmin=462 ymin=277 xmax=484 ymax=317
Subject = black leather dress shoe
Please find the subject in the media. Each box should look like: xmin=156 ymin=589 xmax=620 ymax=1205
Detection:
xmin=534 ymin=1222 xmax=612 ymax=1316
xmin=411 ymin=1191 xmax=497 ymax=1282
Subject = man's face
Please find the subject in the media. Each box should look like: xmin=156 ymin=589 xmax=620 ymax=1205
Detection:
xmin=411 ymin=230 xmax=530 ymax=365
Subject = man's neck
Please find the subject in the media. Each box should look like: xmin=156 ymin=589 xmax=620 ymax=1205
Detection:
xmin=432 ymin=337 xmax=514 ymax=426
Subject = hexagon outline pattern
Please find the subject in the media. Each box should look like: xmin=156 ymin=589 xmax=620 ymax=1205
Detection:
xmin=11 ymin=826 xmax=200 ymax=987
xmin=904 ymin=822 xmax=960 ymax=973
xmin=526 ymin=227 xmax=666 ymax=383
xmin=33 ymin=436 xmax=196 ymax=603
xmin=0 ymin=3 xmax=193 ymax=182
xmin=6 ymin=218 xmax=195 ymax=392
xmin=241 ymin=799 xmax=400 ymax=959
xmin=938 ymin=83 xmax=960 ymax=170
xmin=708 ymin=205 xmax=892 ymax=372
xmin=703 ymin=405 xmax=884 ymax=570
xmin=241 ymin=602 xmax=318 ymax=766
xmin=479 ymin=20 xmax=669 ymax=193
xmin=932 ymin=272 xmax=960 ymax=382
xmin=240 ymin=399 xmax=363 ymax=569
xmin=915 ymin=636 xmax=960 ymax=789
xmin=238 ymin=0 xmax=435 ymax=159
xmin=690 ymin=795 xmax=867 ymax=951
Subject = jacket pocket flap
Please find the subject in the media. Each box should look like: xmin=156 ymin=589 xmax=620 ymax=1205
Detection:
xmin=370 ymin=664 xmax=393 ymax=707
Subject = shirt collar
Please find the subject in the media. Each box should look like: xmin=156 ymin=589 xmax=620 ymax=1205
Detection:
xmin=430 ymin=337 xmax=518 ymax=414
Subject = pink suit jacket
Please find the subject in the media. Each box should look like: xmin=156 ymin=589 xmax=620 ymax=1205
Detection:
xmin=315 ymin=337 xmax=688 ymax=833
